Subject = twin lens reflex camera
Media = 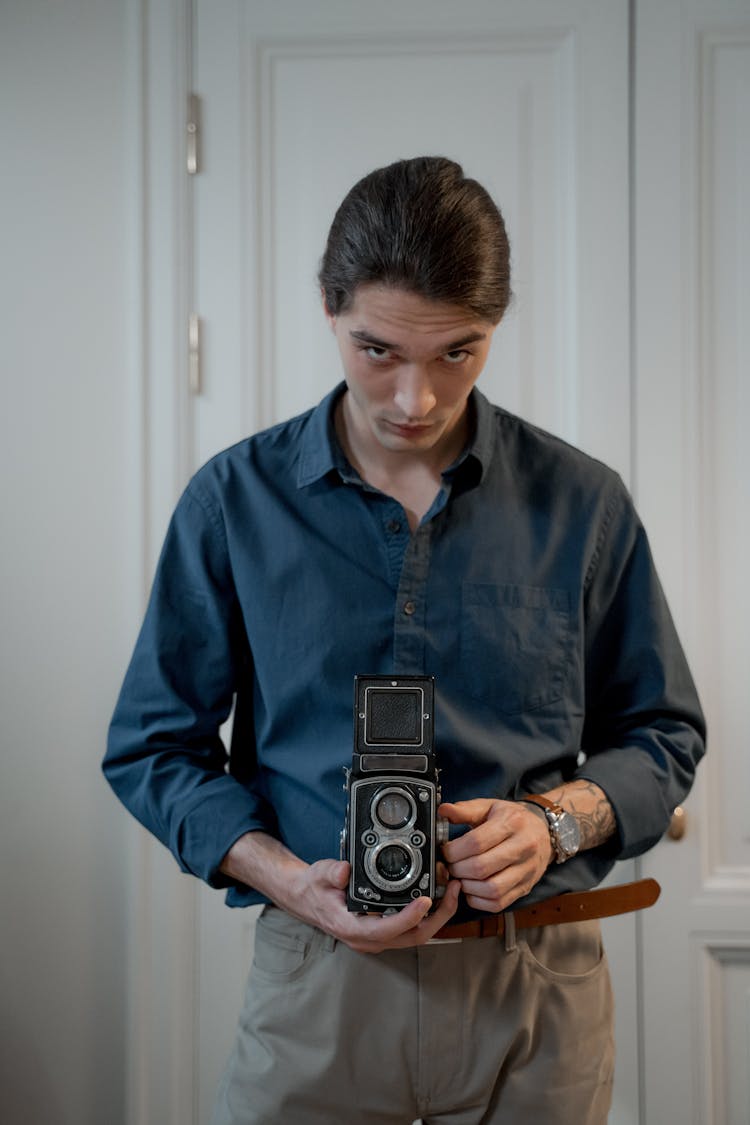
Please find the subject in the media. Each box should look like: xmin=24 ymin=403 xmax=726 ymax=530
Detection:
xmin=341 ymin=675 xmax=449 ymax=913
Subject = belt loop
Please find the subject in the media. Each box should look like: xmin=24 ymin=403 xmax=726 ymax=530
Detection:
xmin=315 ymin=929 xmax=337 ymax=953
xmin=504 ymin=911 xmax=517 ymax=952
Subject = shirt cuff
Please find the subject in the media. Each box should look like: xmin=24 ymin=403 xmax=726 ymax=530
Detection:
xmin=171 ymin=777 xmax=279 ymax=889
xmin=576 ymin=748 xmax=672 ymax=859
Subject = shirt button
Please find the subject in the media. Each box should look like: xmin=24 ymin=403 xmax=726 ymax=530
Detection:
xmin=403 ymin=600 xmax=416 ymax=616
xmin=386 ymin=519 xmax=402 ymax=534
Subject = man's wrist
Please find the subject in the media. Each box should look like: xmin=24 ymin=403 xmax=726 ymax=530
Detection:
xmin=220 ymin=829 xmax=309 ymax=907
xmin=519 ymin=799 xmax=556 ymax=866
xmin=520 ymin=794 xmax=581 ymax=863
xmin=524 ymin=780 xmax=617 ymax=854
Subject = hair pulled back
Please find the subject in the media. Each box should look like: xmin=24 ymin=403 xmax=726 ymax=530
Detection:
xmin=318 ymin=156 xmax=511 ymax=324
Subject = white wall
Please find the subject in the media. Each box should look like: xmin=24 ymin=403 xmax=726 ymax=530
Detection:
xmin=0 ymin=2 xmax=140 ymax=1121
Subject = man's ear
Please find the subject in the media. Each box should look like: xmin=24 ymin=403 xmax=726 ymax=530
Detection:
xmin=321 ymin=288 xmax=336 ymax=333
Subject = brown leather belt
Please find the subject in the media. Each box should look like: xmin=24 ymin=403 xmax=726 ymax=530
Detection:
xmin=431 ymin=878 xmax=661 ymax=941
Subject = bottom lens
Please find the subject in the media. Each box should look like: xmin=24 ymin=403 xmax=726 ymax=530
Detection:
xmin=375 ymin=845 xmax=411 ymax=882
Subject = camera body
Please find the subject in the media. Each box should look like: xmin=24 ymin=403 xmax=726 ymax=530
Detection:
xmin=341 ymin=674 xmax=448 ymax=913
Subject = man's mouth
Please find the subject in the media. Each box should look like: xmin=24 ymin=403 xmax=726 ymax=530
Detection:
xmin=384 ymin=420 xmax=434 ymax=437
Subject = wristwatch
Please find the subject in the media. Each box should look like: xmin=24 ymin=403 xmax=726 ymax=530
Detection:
xmin=520 ymin=794 xmax=580 ymax=864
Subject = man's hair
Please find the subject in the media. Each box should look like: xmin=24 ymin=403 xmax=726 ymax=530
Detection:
xmin=318 ymin=156 xmax=512 ymax=324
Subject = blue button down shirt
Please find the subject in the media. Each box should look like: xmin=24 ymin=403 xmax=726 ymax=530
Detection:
xmin=104 ymin=385 xmax=705 ymax=911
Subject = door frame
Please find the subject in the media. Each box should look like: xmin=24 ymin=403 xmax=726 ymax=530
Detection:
xmin=126 ymin=2 xmax=200 ymax=1123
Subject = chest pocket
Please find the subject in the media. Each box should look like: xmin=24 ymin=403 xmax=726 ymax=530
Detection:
xmin=460 ymin=583 xmax=571 ymax=714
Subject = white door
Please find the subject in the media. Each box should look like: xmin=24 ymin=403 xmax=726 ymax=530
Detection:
xmin=635 ymin=2 xmax=750 ymax=1123
xmin=187 ymin=3 xmax=637 ymax=1122
xmin=135 ymin=2 xmax=749 ymax=1121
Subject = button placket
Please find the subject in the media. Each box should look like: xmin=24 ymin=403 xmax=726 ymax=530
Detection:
xmin=393 ymin=524 xmax=432 ymax=672
xmin=379 ymin=501 xmax=410 ymax=586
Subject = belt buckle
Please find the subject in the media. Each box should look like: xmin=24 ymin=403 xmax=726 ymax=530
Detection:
xmin=426 ymin=935 xmax=463 ymax=945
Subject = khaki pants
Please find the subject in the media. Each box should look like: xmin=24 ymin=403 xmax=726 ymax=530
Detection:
xmin=212 ymin=906 xmax=614 ymax=1125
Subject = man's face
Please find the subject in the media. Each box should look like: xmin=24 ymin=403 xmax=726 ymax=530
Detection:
xmin=325 ymin=284 xmax=497 ymax=465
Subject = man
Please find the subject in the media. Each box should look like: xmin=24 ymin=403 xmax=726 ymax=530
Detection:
xmin=104 ymin=157 xmax=705 ymax=1123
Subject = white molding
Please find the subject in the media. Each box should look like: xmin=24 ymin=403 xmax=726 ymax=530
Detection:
xmin=131 ymin=2 xmax=199 ymax=1123
xmin=696 ymin=30 xmax=750 ymax=882
xmin=124 ymin=1 xmax=150 ymax=1121
xmin=255 ymin=27 xmax=579 ymax=436
xmin=696 ymin=937 xmax=750 ymax=1125
xmin=255 ymin=28 xmax=577 ymax=59
xmin=143 ymin=0 xmax=194 ymax=557
xmin=697 ymin=869 xmax=750 ymax=901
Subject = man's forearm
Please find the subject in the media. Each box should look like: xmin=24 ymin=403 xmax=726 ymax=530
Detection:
xmin=544 ymin=779 xmax=617 ymax=851
xmin=220 ymin=830 xmax=309 ymax=911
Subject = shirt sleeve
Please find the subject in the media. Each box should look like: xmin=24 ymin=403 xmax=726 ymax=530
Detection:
xmin=575 ymin=480 xmax=706 ymax=858
xmin=103 ymin=481 xmax=278 ymax=887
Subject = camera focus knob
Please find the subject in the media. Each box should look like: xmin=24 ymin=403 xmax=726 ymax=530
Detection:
xmin=435 ymin=816 xmax=450 ymax=846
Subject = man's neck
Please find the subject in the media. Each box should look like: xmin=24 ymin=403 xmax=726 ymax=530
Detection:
xmin=334 ymin=394 xmax=469 ymax=530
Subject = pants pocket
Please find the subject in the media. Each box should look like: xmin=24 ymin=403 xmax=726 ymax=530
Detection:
xmin=250 ymin=906 xmax=320 ymax=982
xmin=519 ymin=919 xmax=606 ymax=982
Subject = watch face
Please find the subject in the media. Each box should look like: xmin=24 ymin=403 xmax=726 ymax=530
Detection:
xmin=556 ymin=811 xmax=580 ymax=857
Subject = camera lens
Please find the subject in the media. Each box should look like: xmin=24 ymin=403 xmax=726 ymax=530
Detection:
xmin=375 ymin=845 xmax=411 ymax=882
xmin=364 ymin=836 xmax=422 ymax=892
xmin=373 ymin=789 xmax=414 ymax=830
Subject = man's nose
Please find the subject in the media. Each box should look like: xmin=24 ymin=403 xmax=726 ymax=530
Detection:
xmin=394 ymin=366 xmax=437 ymax=419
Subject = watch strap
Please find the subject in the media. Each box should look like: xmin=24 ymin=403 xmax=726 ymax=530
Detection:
xmin=520 ymin=793 xmax=579 ymax=863
xmin=520 ymin=793 xmax=564 ymax=817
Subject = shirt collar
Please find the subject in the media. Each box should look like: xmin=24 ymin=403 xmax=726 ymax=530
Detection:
xmin=296 ymin=384 xmax=346 ymax=487
xmin=447 ymin=386 xmax=494 ymax=484
xmin=296 ymin=382 xmax=495 ymax=489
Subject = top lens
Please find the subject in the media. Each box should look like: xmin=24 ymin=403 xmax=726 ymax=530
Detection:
xmin=373 ymin=789 xmax=413 ymax=830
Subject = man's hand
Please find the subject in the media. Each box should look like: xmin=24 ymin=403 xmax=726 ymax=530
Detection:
xmin=290 ymin=856 xmax=461 ymax=953
xmin=439 ymin=798 xmax=553 ymax=913
xmin=220 ymin=830 xmax=461 ymax=954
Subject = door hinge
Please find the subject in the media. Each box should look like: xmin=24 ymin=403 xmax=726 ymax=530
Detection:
xmin=187 ymin=93 xmax=201 ymax=175
xmin=188 ymin=313 xmax=201 ymax=394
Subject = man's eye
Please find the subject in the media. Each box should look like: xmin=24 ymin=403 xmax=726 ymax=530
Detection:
xmin=443 ymin=350 xmax=469 ymax=365
xmin=365 ymin=346 xmax=391 ymax=362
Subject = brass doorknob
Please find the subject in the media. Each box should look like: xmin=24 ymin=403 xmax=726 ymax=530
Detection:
xmin=667 ymin=806 xmax=686 ymax=841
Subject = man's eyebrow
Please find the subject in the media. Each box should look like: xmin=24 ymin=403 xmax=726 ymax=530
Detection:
xmin=349 ymin=329 xmax=487 ymax=351
xmin=349 ymin=330 xmax=399 ymax=350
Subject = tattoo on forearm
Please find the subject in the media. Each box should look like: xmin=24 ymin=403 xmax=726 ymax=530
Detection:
xmin=547 ymin=780 xmax=616 ymax=851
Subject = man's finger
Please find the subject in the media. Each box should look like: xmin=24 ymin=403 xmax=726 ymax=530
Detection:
xmin=385 ymin=879 xmax=461 ymax=947
xmin=420 ymin=878 xmax=461 ymax=932
xmin=344 ymin=880 xmax=461 ymax=952
xmin=462 ymin=873 xmax=529 ymax=914
xmin=439 ymin=799 xmax=495 ymax=826
xmin=446 ymin=840 xmax=514 ymax=880
xmin=349 ymin=895 xmax=433 ymax=942
xmin=320 ymin=859 xmax=351 ymax=888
